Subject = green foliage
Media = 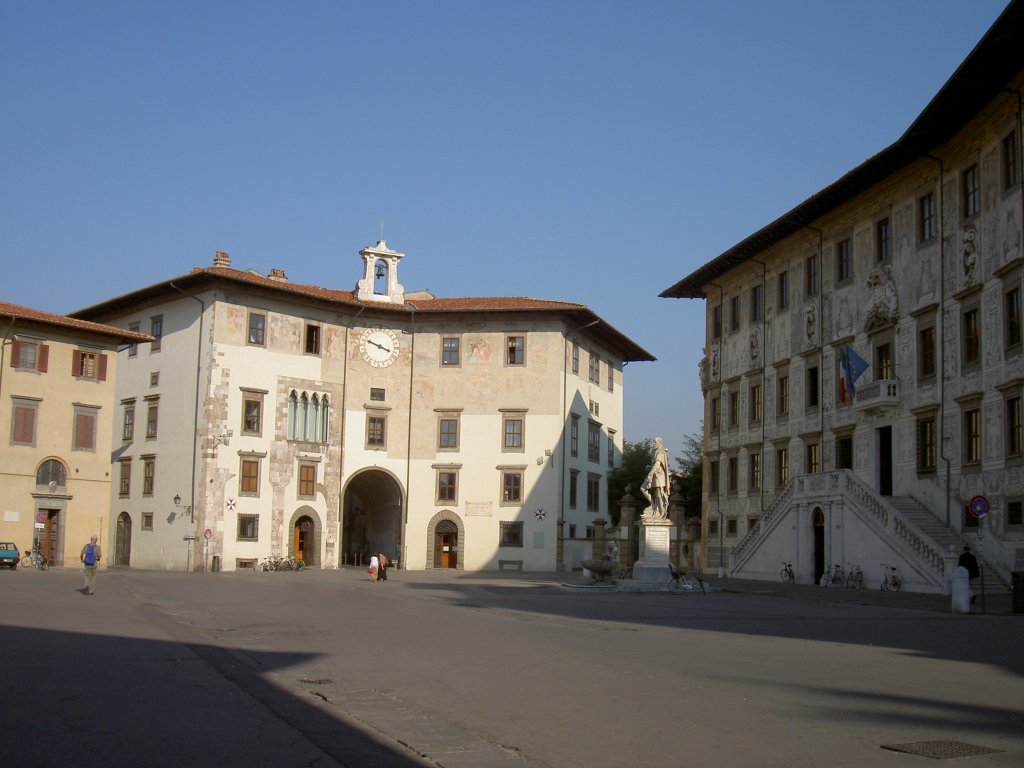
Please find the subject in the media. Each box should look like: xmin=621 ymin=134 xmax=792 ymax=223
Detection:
xmin=607 ymin=439 xmax=658 ymax=527
xmin=674 ymin=429 xmax=704 ymax=519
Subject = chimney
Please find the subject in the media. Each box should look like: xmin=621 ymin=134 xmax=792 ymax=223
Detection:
xmin=213 ymin=251 xmax=231 ymax=268
xmin=268 ymin=268 xmax=288 ymax=282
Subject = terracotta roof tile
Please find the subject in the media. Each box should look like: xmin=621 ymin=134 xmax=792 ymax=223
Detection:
xmin=0 ymin=300 xmax=154 ymax=342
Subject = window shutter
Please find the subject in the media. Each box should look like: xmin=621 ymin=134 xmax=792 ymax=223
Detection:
xmin=98 ymin=354 xmax=108 ymax=381
xmin=75 ymin=412 xmax=96 ymax=450
xmin=10 ymin=340 xmax=19 ymax=367
xmin=38 ymin=345 xmax=48 ymax=372
xmin=13 ymin=406 xmax=35 ymax=444
xmin=71 ymin=350 xmax=82 ymax=376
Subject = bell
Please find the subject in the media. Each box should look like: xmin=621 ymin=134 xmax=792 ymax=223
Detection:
xmin=375 ymin=264 xmax=385 ymax=279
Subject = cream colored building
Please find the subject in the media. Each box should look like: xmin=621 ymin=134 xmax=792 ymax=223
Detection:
xmin=0 ymin=301 xmax=152 ymax=567
xmin=662 ymin=4 xmax=1024 ymax=592
xmin=73 ymin=243 xmax=653 ymax=571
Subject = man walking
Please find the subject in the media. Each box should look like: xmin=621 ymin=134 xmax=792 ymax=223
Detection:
xmin=958 ymin=545 xmax=980 ymax=604
xmin=81 ymin=535 xmax=101 ymax=595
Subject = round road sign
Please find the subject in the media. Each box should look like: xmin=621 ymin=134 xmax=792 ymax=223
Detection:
xmin=968 ymin=495 xmax=989 ymax=518
xmin=203 ymin=528 xmax=213 ymax=540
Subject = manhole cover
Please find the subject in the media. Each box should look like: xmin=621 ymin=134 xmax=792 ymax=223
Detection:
xmin=881 ymin=740 xmax=1002 ymax=759
xmin=298 ymin=677 xmax=333 ymax=685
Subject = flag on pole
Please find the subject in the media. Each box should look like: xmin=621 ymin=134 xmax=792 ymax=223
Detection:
xmin=839 ymin=345 xmax=870 ymax=404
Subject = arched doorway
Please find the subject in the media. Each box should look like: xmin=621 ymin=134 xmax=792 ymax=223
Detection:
xmin=812 ymin=507 xmax=825 ymax=584
xmin=293 ymin=516 xmax=315 ymax=565
xmin=434 ymin=520 xmax=458 ymax=568
xmin=342 ymin=469 xmax=403 ymax=567
xmin=114 ymin=512 xmax=132 ymax=566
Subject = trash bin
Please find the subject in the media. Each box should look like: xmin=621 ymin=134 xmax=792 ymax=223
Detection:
xmin=1013 ymin=571 xmax=1024 ymax=614
xmin=211 ymin=555 xmax=221 ymax=573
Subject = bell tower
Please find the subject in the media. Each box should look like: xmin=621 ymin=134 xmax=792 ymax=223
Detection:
xmin=355 ymin=240 xmax=405 ymax=304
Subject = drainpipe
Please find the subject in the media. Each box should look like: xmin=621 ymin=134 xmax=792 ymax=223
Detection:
xmin=926 ymin=155 xmax=949 ymax=528
xmin=403 ymin=302 xmax=417 ymax=570
xmin=169 ymin=283 xmax=204 ymax=559
xmin=707 ymin=281 xmax=726 ymax=576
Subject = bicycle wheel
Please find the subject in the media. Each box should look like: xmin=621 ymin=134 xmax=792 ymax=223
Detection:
xmin=853 ymin=571 xmax=863 ymax=589
xmin=668 ymin=577 xmax=684 ymax=595
xmin=21 ymin=554 xmax=32 ymax=567
xmin=780 ymin=567 xmax=790 ymax=583
xmin=295 ymin=559 xmax=306 ymax=571
xmin=891 ymin=574 xmax=901 ymax=592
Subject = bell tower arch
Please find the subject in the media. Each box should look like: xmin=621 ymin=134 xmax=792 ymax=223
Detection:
xmin=355 ymin=240 xmax=405 ymax=304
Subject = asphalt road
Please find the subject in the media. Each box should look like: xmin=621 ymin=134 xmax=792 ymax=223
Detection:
xmin=2 ymin=566 xmax=1021 ymax=768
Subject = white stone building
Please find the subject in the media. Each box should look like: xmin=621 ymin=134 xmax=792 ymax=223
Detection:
xmin=661 ymin=2 xmax=1024 ymax=593
xmin=73 ymin=242 xmax=653 ymax=571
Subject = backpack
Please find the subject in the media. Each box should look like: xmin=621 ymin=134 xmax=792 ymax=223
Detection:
xmin=84 ymin=544 xmax=97 ymax=566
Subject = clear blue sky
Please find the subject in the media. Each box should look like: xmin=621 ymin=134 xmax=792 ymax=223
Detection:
xmin=0 ymin=0 xmax=1010 ymax=461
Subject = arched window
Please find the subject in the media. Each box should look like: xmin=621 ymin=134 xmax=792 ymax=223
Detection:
xmin=319 ymin=395 xmax=330 ymax=442
xmin=36 ymin=459 xmax=67 ymax=488
xmin=299 ymin=393 xmax=310 ymax=440
xmin=287 ymin=391 xmax=298 ymax=440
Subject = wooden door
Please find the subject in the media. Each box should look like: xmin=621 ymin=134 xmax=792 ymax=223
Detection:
xmin=115 ymin=512 xmax=132 ymax=566
xmin=293 ymin=518 xmax=313 ymax=564
xmin=40 ymin=510 xmax=60 ymax=565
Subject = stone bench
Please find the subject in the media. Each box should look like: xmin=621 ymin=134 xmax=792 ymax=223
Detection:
xmin=498 ymin=559 xmax=523 ymax=571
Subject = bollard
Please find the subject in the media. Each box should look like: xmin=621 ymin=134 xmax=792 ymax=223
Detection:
xmin=951 ymin=566 xmax=971 ymax=613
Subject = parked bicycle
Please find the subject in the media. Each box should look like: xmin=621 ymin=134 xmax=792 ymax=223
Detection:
xmin=845 ymin=563 xmax=864 ymax=589
xmin=824 ymin=563 xmax=844 ymax=587
xmin=668 ymin=564 xmax=705 ymax=595
xmin=20 ymin=549 xmax=48 ymax=570
xmin=879 ymin=563 xmax=901 ymax=592
xmin=780 ymin=562 xmax=795 ymax=584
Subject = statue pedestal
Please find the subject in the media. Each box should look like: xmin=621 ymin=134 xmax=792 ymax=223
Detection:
xmin=630 ymin=515 xmax=673 ymax=585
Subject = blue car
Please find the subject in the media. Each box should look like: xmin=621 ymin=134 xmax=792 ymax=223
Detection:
xmin=0 ymin=542 xmax=19 ymax=569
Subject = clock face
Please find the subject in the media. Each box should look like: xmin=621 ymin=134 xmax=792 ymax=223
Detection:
xmin=358 ymin=327 xmax=400 ymax=367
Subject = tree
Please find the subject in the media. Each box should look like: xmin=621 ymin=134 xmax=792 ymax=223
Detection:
xmin=606 ymin=439 xmax=657 ymax=526
xmin=674 ymin=429 xmax=703 ymax=519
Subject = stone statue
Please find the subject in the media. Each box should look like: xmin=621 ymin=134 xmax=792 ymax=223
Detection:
xmin=864 ymin=266 xmax=899 ymax=331
xmin=962 ymin=226 xmax=978 ymax=286
xmin=604 ymin=540 xmax=619 ymax=563
xmin=640 ymin=437 xmax=670 ymax=521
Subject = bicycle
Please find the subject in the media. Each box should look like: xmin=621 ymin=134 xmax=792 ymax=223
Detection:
xmin=668 ymin=564 xmax=705 ymax=595
xmin=825 ymin=563 xmax=844 ymax=588
xmin=780 ymin=562 xmax=794 ymax=584
xmin=259 ymin=556 xmax=277 ymax=572
xmin=844 ymin=563 xmax=864 ymax=589
xmin=20 ymin=549 xmax=48 ymax=570
xmin=879 ymin=563 xmax=901 ymax=592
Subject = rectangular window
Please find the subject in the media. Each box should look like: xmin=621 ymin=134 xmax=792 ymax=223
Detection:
xmin=142 ymin=457 xmax=155 ymax=496
xmin=506 ymin=335 xmax=525 ymax=365
xmin=1008 ymin=397 xmax=1022 ymax=457
xmin=836 ymin=239 xmax=852 ymax=283
xmin=727 ymin=456 xmax=738 ymax=493
xmin=73 ymin=350 xmax=106 ymax=380
xmin=875 ymin=343 xmax=893 ymax=380
xmin=776 ymin=448 xmax=788 ymax=486
xmin=11 ymin=397 xmax=38 ymax=446
xmin=570 ymin=414 xmax=579 ymax=457
xmin=242 ymin=394 xmax=263 ymax=436
xmin=919 ymin=325 xmax=936 ymax=379
xmin=962 ymin=164 xmax=980 ymax=218
xmin=876 ymin=218 xmax=891 ymax=262
xmin=750 ymin=384 xmax=762 ymax=424
xmin=806 ymin=443 xmax=820 ymax=473
xmin=142 ymin=512 xmax=153 ymax=531
xmin=248 ymin=313 xmax=266 ymax=346
xmin=150 ymin=371 xmax=159 ymax=387
xmin=571 ymin=343 xmax=579 ymax=374
xmin=964 ymin=408 xmax=981 ymax=464
xmin=72 ymin=406 xmax=98 ymax=451
xmin=917 ymin=417 xmax=937 ymax=474
xmin=298 ymin=463 xmax=316 ymax=499
xmin=805 ymin=254 xmax=820 ymax=297
xmin=588 ymin=352 xmax=600 ymax=383
xmin=749 ymin=453 xmax=760 ymax=491
xmin=13 ymin=339 xmax=46 ymax=371
xmin=238 ymin=514 xmax=259 ymax=542
xmin=709 ymin=459 xmax=720 ymax=495
xmin=439 ymin=416 xmax=459 ymax=450
xmin=128 ymin=322 xmax=140 ymax=356
xmin=503 ymin=413 xmax=524 ymax=450
xmin=586 ymin=473 xmax=600 ymax=512
xmin=1003 ymin=131 xmax=1019 ymax=191
xmin=607 ymin=430 xmax=615 ymax=467
xmin=778 ymin=376 xmax=789 ymax=417
xmin=1008 ymin=500 xmax=1023 ymax=527
xmin=919 ymin=192 xmax=937 ymax=242
xmin=569 ymin=470 xmax=578 ymax=509
xmin=1006 ymin=287 xmax=1022 ymax=352
xmin=708 ymin=519 xmax=719 ymax=537
xmin=370 ymin=387 xmax=385 ymax=401
xmin=726 ymin=518 xmax=738 ymax=536
xmin=607 ymin=362 xmax=614 ymax=392
xmin=587 ymin=422 xmax=600 ymax=462
xmin=437 ymin=470 xmax=458 ymax=503
xmin=709 ymin=396 xmax=721 ymax=431
xmin=122 ymin=405 xmax=135 ymax=441
xmin=146 ymin=401 xmax=159 ymax=438
xmin=305 ymin=324 xmax=321 ymax=355
xmin=807 ymin=366 xmax=820 ymax=409
xmin=750 ymin=284 xmax=763 ymax=322
xmin=118 ymin=459 xmax=131 ymax=497
xmin=150 ymin=316 xmax=163 ymax=352
xmin=441 ymin=337 xmax=461 ymax=366
xmin=835 ymin=435 xmax=853 ymax=470
xmin=367 ymin=415 xmax=386 ymax=448
xmin=502 ymin=470 xmax=523 ymax=503
xmin=729 ymin=391 xmax=739 ymax=428
xmin=777 ymin=270 xmax=789 ymax=311
xmin=730 ymin=296 xmax=740 ymax=332
xmin=240 ymin=458 xmax=261 ymax=495
xmin=712 ymin=305 xmax=722 ymax=339
xmin=963 ymin=307 xmax=981 ymax=367
xmin=500 ymin=520 xmax=524 ymax=547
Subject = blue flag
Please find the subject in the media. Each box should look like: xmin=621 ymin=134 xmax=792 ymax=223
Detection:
xmin=839 ymin=345 xmax=870 ymax=403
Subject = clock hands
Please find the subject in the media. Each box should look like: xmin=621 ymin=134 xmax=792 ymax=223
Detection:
xmin=367 ymin=339 xmax=392 ymax=353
